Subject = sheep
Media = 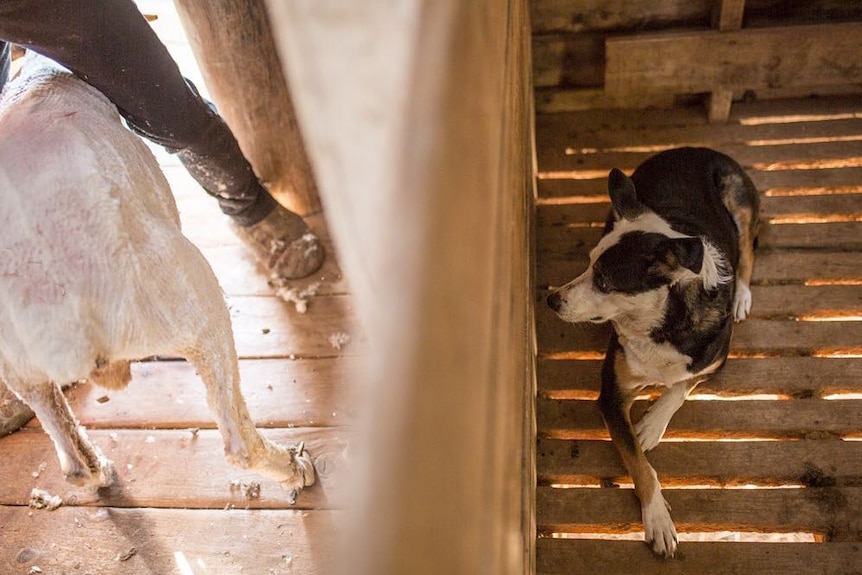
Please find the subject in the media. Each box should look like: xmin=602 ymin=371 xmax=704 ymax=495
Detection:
xmin=0 ymin=53 xmax=314 ymax=495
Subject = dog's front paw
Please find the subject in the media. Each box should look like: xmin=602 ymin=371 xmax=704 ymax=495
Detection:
xmin=643 ymin=495 xmax=678 ymax=558
xmin=635 ymin=413 xmax=668 ymax=452
xmin=734 ymin=280 xmax=752 ymax=322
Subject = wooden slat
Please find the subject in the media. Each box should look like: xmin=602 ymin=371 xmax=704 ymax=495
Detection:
xmin=0 ymin=505 xmax=339 ymax=574
xmin=761 ymin=222 xmax=862 ymax=250
xmin=538 ymin=166 xmax=862 ymax=201
xmin=729 ymin=95 xmax=862 ymax=122
xmin=764 ymin=194 xmax=862 ymax=221
xmin=537 ymin=221 xmax=862 ymax=254
xmin=537 ymin=539 xmax=862 ymax=575
xmin=605 ymin=23 xmax=862 ymax=107
xmin=535 ymin=103 xmax=709 ymax=134
xmin=537 ymin=439 xmax=862 ymax=487
xmin=748 ymin=285 xmax=862 ymax=319
xmin=530 ymin=0 xmax=711 ymax=35
xmin=536 ymin=112 xmax=862 ymax=158
xmin=538 ymin=139 xmax=862 ymax=174
xmin=537 ymin=397 xmax=862 ymax=440
xmin=538 ymin=437 xmax=858 ymax=487
xmin=59 ymin=357 xmax=352 ymax=429
xmin=538 ymin=357 xmax=862 ymax=398
xmin=535 ymin=84 xmax=862 ymax=114
xmin=0 ymin=428 xmax=348 ymax=510
xmin=538 ymin=308 xmax=862 ymax=356
xmin=537 ymin=194 xmax=862 ymax=228
xmin=537 ymin=486 xmax=862 ymax=539
xmin=752 ymin=250 xmax=862 ymax=285
xmin=753 ymin=167 xmax=862 ymax=192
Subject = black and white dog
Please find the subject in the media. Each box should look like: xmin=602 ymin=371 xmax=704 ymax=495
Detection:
xmin=547 ymin=147 xmax=759 ymax=557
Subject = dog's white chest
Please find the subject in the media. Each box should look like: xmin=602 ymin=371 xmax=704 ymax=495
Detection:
xmin=618 ymin=333 xmax=693 ymax=386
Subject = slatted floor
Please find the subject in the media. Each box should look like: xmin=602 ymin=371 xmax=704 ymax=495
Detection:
xmin=534 ymin=98 xmax=862 ymax=574
xmin=0 ymin=3 xmax=352 ymax=573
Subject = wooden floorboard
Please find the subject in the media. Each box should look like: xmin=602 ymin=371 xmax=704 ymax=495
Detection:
xmin=1 ymin=428 xmax=349 ymax=510
xmin=0 ymin=505 xmax=340 ymax=575
xmin=537 ymin=539 xmax=862 ymax=575
xmin=535 ymin=94 xmax=862 ymax=570
xmin=0 ymin=3 xmax=352 ymax=573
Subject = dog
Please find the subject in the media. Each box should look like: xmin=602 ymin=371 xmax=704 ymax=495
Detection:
xmin=546 ymin=147 xmax=759 ymax=557
xmin=0 ymin=54 xmax=315 ymax=496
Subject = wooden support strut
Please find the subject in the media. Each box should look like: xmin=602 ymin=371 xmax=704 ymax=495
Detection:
xmin=709 ymin=0 xmax=746 ymax=122
xmin=173 ymin=0 xmax=321 ymax=216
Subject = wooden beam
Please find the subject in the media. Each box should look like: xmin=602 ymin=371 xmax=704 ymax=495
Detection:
xmin=605 ymin=22 xmax=862 ymax=109
xmin=537 ymin=486 xmax=862 ymax=537
xmin=713 ymin=0 xmax=745 ymax=31
xmin=708 ymin=88 xmax=734 ymax=122
xmin=538 ymin=540 xmax=862 ymax=575
xmin=264 ymin=1 xmax=535 ymax=573
xmin=172 ymin=0 xmax=321 ymax=216
xmin=708 ymin=0 xmax=745 ymax=121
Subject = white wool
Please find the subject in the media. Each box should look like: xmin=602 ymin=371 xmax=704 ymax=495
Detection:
xmin=0 ymin=54 xmax=211 ymax=386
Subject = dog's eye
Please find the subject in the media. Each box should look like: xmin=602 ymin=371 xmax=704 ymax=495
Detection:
xmin=594 ymin=273 xmax=611 ymax=293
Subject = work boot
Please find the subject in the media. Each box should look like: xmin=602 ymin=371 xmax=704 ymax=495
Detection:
xmin=232 ymin=201 xmax=325 ymax=280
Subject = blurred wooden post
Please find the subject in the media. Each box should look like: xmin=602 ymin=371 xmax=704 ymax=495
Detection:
xmin=172 ymin=0 xmax=321 ymax=216
xmin=709 ymin=0 xmax=746 ymax=122
xmin=264 ymin=1 xmax=536 ymax=573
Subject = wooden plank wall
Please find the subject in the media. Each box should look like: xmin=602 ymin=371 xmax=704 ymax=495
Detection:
xmin=264 ymin=1 xmax=537 ymax=574
xmin=532 ymin=0 xmax=862 ymax=117
xmin=534 ymin=96 xmax=862 ymax=573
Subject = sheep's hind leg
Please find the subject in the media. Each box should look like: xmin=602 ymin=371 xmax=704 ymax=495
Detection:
xmin=183 ymin=310 xmax=315 ymax=496
xmin=11 ymin=380 xmax=113 ymax=487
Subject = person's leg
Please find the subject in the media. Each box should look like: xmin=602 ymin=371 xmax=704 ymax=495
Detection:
xmin=0 ymin=0 xmax=322 ymax=278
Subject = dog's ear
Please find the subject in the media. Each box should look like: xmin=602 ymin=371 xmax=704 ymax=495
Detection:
xmin=608 ymin=168 xmax=644 ymax=221
xmin=655 ymin=237 xmax=704 ymax=275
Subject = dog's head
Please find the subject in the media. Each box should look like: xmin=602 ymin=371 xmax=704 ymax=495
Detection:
xmin=547 ymin=169 xmax=723 ymax=325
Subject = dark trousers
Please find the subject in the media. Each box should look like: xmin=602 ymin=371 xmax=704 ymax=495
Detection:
xmin=0 ymin=0 xmax=275 ymax=225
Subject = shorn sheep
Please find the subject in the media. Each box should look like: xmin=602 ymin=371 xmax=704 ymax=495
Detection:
xmin=0 ymin=54 xmax=314 ymax=495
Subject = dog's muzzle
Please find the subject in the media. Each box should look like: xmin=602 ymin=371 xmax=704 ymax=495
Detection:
xmin=547 ymin=290 xmax=564 ymax=312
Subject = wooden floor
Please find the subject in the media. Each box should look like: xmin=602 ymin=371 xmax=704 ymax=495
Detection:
xmin=534 ymin=96 xmax=862 ymax=574
xmin=0 ymin=4 xmax=353 ymax=574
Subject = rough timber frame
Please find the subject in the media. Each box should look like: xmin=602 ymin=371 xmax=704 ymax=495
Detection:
xmin=264 ymin=1 xmax=537 ymax=573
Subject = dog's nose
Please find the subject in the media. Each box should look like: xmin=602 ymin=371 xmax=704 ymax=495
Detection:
xmin=547 ymin=290 xmax=563 ymax=312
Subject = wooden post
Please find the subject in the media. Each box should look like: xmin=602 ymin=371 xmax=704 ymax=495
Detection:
xmin=172 ymin=0 xmax=321 ymax=216
xmin=264 ymin=1 xmax=536 ymax=573
xmin=709 ymin=0 xmax=746 ymax=122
